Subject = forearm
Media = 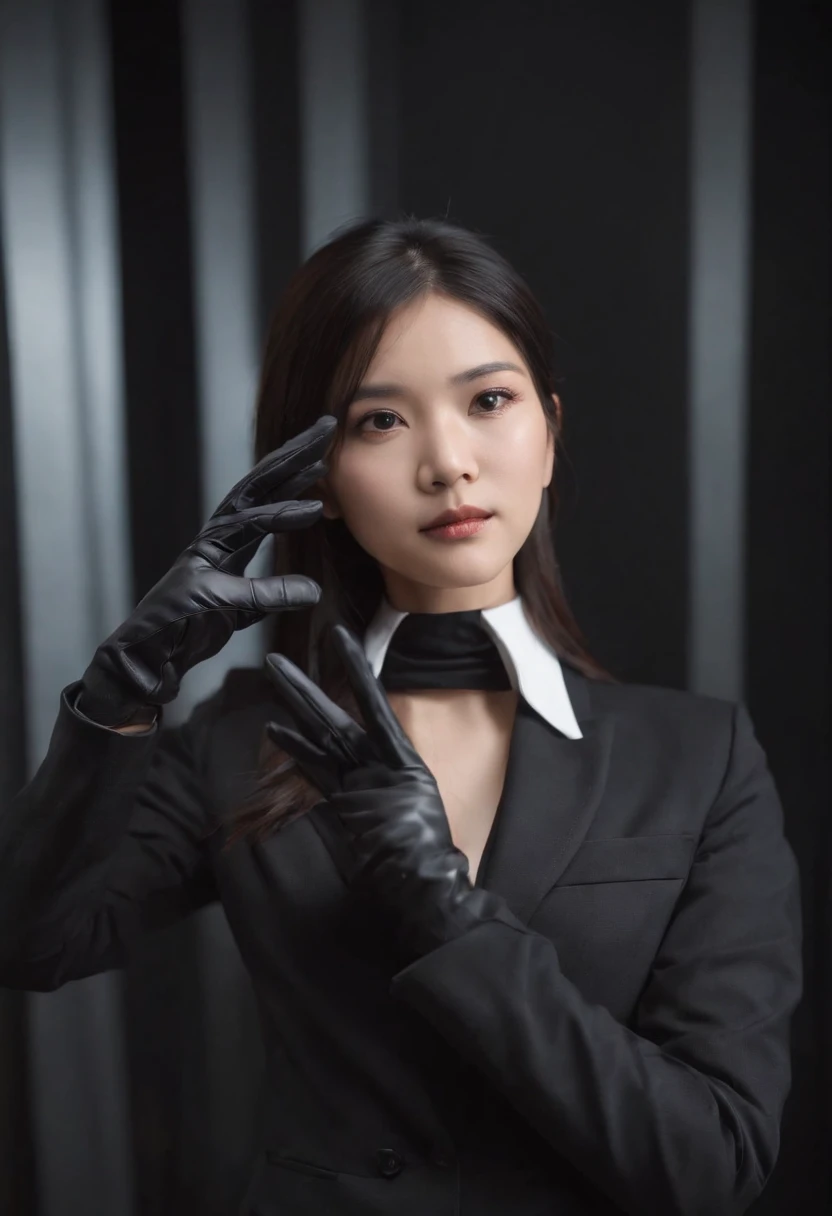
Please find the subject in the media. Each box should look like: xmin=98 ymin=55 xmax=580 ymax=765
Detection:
xmin=0 ymin=680 xmax=159 ymax=962
xmin=389 ymin=914 xmax=786 ymax=1216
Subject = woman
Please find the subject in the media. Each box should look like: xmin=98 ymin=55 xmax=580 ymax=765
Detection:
xmin=0 ymin=217 xmax=802 ymax=1216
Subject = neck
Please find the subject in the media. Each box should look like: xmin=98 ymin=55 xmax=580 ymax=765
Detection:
xmin=381 ymin=570 xmax=517 ymax=614
xmin=387 ymin=686 xmax=519 ymax=733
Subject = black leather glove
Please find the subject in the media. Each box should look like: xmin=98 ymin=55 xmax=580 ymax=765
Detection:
xmin=262 ymin=623 xmax=522 ymax=963
xmin=75 ymin=414 xmax=338 ymax=728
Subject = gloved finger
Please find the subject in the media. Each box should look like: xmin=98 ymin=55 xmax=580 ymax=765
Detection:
xmin=195 ymin=499 xmax=324 ymax=572
xmin=249 ymin=574 xmax=322 ymax=612
xmin=197 ymin=570 xmax=321 ymax=616
xmin=264 ymin=459 xmax=328 ymax=505
xmin=263 ymin=652 xmax=369 ymax=766
xmin=265 ymin=720 xmax=340 ymax=798
xmin=330 ymin=624 xmax=419 ymax=769
xmin=211 ymin=415 xmax=338 ymax=518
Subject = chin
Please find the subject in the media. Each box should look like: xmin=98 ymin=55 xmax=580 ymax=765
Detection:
xmin=395 ymin=552 xmax=515 ymax=589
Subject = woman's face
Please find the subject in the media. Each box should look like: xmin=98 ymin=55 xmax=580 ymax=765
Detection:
xmin=320 ymin=292 xmax=557 ymax=613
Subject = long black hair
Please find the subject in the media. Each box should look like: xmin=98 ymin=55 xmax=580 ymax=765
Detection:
xmin=221 ymin=215 xmax=617 ymax=851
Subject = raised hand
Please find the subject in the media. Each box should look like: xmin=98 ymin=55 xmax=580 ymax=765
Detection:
xmin=263 ymin=623 xmax=516 ymax=961
xmin=76 ymin=414 xmax=338 ymax=727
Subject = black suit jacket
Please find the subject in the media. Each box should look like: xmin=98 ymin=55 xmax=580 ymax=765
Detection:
xmin=0 ymin=661 xmax=803 ymax=1216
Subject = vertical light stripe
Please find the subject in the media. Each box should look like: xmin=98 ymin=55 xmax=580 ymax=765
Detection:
xmin=176 ymin=0 xmax=265 ymax=729
xmin=64 ymin=0 xmax=133 ymax=643
xmin=0 ymin=1 xmax=136 ymax=1214
xmin=688 ymin=0 xmax=753 ymax=700
xmin=0 ymin=1 xmax=98 ymax=758
xmin=298 ymin=0 xmax=370 ymax=255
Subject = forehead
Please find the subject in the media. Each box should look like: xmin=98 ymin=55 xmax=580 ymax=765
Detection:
xmin=367 ymin=294 xmax=525 ymax=375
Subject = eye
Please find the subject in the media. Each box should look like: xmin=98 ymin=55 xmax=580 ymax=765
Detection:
xmin=356 ymin=410 xmax=400 ymax=433
xmin=473 ymin=388 xmax=518 ymax=414
xmin=352 ymin=388 xmax=519 ymax=435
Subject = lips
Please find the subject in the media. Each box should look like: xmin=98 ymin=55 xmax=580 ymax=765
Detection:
xmin=420 ymin=505 xmax=493 ymax=531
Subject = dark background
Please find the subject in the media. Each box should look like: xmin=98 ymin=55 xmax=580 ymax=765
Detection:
xmin=0 ymin=1 xmax=828 ymax=1213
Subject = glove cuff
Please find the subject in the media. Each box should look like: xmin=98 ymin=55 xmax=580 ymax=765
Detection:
xmin=75 ymin=665 xmax=151 ymax=727
xmin=394 ymin=868 xmax=526 ymax=963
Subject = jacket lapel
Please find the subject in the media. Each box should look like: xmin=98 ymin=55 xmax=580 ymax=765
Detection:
xmin=476 ymin=661 xmax=615 ymax=923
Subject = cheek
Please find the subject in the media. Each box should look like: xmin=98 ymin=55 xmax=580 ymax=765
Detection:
xmin=330 ymin=450 xmax=405 ymax=524
xmin=493 ymin=419 xmax=550 ymax=488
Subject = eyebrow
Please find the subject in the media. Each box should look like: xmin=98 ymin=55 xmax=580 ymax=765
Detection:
xmin=348 ymin=360 xmax=526 ymax=404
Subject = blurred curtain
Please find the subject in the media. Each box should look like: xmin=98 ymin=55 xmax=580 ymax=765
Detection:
xmin=0 ymin=1 xmax=826 ymax=1214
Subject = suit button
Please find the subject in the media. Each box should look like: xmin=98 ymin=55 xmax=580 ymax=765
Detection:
xmin=376 ymin=1148 xmax=404 ymax=1178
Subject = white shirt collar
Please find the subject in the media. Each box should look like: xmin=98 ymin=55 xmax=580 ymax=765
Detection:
xmin=363 ymin=594 xmax=583 ymax=739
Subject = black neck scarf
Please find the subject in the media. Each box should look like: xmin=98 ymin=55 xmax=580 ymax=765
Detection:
xmin=378 ymin=609 xmax=513 ymax=693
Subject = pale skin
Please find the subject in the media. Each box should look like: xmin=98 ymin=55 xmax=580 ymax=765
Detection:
xmin=318 ymin=291 xmax=559 ymax=884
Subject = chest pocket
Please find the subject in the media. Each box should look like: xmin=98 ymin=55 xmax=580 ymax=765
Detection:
xmin=555 ymin=832 xmax=696 ymax=885
xmin=529 ymin=834 xmax=698 ymax=1022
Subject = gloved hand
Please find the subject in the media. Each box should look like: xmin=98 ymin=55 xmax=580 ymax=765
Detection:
xmin=262 ymin=622 xmax=521 ymax=962
xmin=75 ymin=414 xmax=338 ymax=728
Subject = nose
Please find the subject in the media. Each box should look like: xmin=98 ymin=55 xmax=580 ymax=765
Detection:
xmin=415 ymin=414 xmax=480 ymax=491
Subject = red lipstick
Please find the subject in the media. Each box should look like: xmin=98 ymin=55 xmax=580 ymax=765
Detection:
xmin=420 ymin=504 xmax=492 ymax=529
xmin=423 ymin=517 xmax=491 ymax=540
xmin=420 ymin=504 xmax=493 ymax=541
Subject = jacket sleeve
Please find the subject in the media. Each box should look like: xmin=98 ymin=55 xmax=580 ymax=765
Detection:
xmin=388 ymin=702 xmax=804 ymax=1216
xmin=0 ymin=678 xmax=223 ymax=991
